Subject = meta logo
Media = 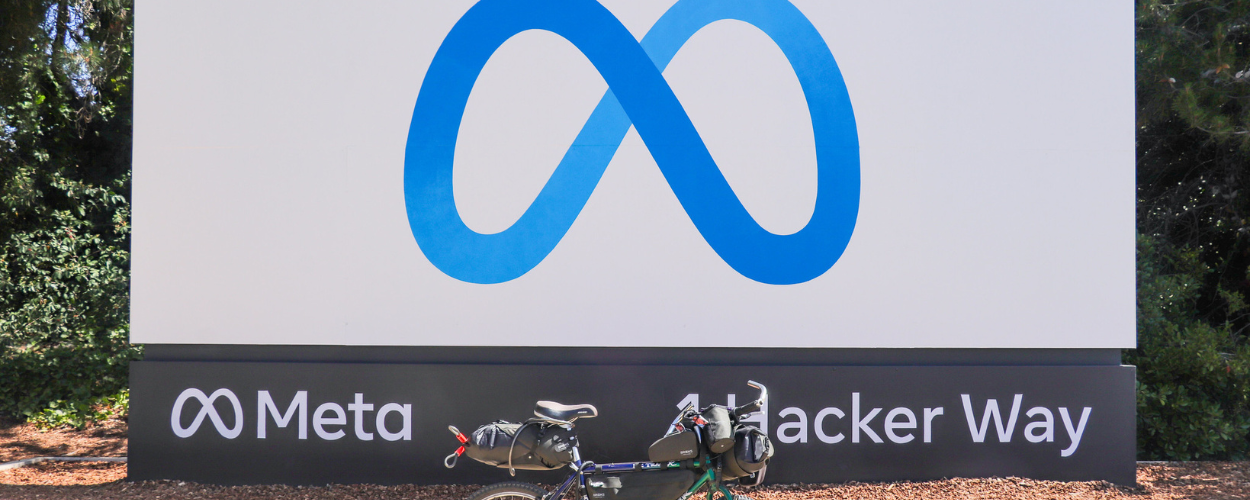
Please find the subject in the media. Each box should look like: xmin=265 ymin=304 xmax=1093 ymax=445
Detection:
xmin=171 ymin=388 xmax=244 ymax=439
xmin=404 ymin=0 xmax=860 ymax=285
xmin=170 ymin=388 xmax=413 ymax=442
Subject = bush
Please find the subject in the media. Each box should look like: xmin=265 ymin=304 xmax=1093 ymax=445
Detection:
xmin=1135 ymin=0 xmax=1250 ymax=460
xmin=28 ymin=388 xmax=129 ymax=430
xmin=1129 ymin=234 xmax=1250 ymax=460
xmin=0 ymin=1 xmax=138 ymax=427
xmin=0 ymin=176 xmax=140 ymax=424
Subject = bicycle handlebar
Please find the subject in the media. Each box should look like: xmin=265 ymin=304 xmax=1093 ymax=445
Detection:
xmin=733 ymin=380 xmax=767 ymax=418
xmin=665 ymin=381 xmax=767 ymax=433
xmin=733 ymin=400 xmax=761 ymax=416
xmin=665 ymin=402 xmax=696 ymax=435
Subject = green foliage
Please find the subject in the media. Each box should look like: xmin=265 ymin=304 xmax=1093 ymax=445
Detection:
xmin=1137 ymin=0 xmax=1250 ymax=300
xmin=1135 ymin=0 xmax=1250 ymax=459
xmin=28 ymin=388 xmax=128 ymax=430
xmin=0 ymin=0 xmax=139 ymax=426
xmin=1139 ymin=0 xmax=1250 ymax=148
xmin=1130 ymin=234 xmax=1250 ymax=460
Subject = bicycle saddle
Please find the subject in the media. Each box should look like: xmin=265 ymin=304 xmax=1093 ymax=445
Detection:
xmin=535 ymin=401 xmax=598 ymax=422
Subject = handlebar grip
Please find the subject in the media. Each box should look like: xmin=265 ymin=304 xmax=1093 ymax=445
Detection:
xmin=734 ymin=401 xmax=762 ymax=417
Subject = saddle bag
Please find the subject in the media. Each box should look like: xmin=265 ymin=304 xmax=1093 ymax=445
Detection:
xmin=586 ymin=469 xmax=697 ymax=500
xmin=700 ymin=405 xmax=735 ymax=454
xmin=648 ymin=430 xmax=700 ymax=462
xmin=464 ymin=421 xmax=576 ymax=470
xmin=721 ymin=425 xmax=773 ymax=480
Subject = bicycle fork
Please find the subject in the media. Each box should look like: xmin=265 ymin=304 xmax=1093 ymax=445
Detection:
xmin=679 ymin=468 xmax=735 ymax=500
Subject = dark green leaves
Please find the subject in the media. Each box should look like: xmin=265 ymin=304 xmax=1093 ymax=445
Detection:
xmin=0 ymin=0 xmax=138 ymax=426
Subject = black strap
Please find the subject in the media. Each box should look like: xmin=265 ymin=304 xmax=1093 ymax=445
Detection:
xmin=507 ymin=421 xmax=535 ymax=476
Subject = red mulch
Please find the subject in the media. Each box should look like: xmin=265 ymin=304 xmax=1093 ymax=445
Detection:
xmin=3 ymin=418 xmax=1249 ymax=498
xmin=0 ymin=417 xmax=127 ymax=462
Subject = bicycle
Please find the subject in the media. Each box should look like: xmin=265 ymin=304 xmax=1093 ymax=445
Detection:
xmin=444 ymin=381 xmax=773 ymax=500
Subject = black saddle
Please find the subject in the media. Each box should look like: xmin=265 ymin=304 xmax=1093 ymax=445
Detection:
xmin=535 ymin=401 xmax=598 ymax=422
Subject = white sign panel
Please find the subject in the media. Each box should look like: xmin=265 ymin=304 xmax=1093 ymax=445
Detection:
xmin=132 ymin=0 xmax=1133 ymax=347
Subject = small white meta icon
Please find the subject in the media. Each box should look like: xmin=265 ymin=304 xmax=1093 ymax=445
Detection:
xmin=171 ymin=388 xmax=244 ymax=439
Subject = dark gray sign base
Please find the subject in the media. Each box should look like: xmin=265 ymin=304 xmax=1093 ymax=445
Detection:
xmin=130 ymin=361 xmax=1135 ymax=486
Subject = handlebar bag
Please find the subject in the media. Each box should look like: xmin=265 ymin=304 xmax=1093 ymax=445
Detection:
xmin=700 ymin=405 xmax=735 ymax=454
xmin=586 ymin=469 xmax=697 ymax=500
xmin=648 ymin=430 xmax=700 ymax=462
xmin=465 ymin=421 xmax=576 ymax=470
xmin=722 ymin=425 xmax=774 ymax=479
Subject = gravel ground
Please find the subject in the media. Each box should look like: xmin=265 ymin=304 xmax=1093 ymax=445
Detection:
xmin=3 ymin=419 xmax=1250 ymax=499
xmin=0 ymin=462 xmax=1248 ymax=499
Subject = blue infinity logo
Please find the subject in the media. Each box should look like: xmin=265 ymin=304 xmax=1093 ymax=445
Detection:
xmin=405 ymin=0 xmax=859 ymax=285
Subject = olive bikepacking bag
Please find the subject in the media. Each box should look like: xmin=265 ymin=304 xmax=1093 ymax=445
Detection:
xmin=700 ymin=405 xmax=735 ymax=454
xmin=585 ymin=469 xmax=697 ymax=500
xmin=721 ymin=425 xmax=774 ymax=480
xmin=464 ymin=421 xmax=576 ymax=470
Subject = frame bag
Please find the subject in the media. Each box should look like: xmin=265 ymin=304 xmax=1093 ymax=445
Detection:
xmin=648 ymin=430 xmax=701 ymax=462
xmin=464 ymin=421 xmax=576 ymax=470
xmin=722 ymin=425 xmax=773 ymax=480
xmin=586 ymin=469 xmax=697 ymax=500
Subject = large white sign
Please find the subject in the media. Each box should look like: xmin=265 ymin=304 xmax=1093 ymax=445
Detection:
xmin=132 ymin=0 xmax=1134 ymax=347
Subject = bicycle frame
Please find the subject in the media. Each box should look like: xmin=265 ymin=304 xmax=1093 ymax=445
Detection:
xmin=543 ymin=442 xmax=734 ymax=500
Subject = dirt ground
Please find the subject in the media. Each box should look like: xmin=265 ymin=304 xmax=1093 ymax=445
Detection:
xmin=1 ymin=463 xmax=1248 ymax=500
xmin=2 ymin=419 xmax=1249 ymax=499
xmin=0 ymin=417 xmax=127 ymax=462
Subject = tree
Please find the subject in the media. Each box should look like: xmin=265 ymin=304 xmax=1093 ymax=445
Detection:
xmin=0 ymin=0 xmax=137 ymax=424
xmin=1134 ymin=0 xmax=1250 ymax=459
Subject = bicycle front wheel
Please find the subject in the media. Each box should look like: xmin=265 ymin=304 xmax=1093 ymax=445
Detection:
xmin=466 ymin=481 xmax=551 ymax=500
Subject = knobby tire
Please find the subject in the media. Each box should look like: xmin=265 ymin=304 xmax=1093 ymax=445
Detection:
xmin=466 ymin=481 xmax=551 ymax=500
